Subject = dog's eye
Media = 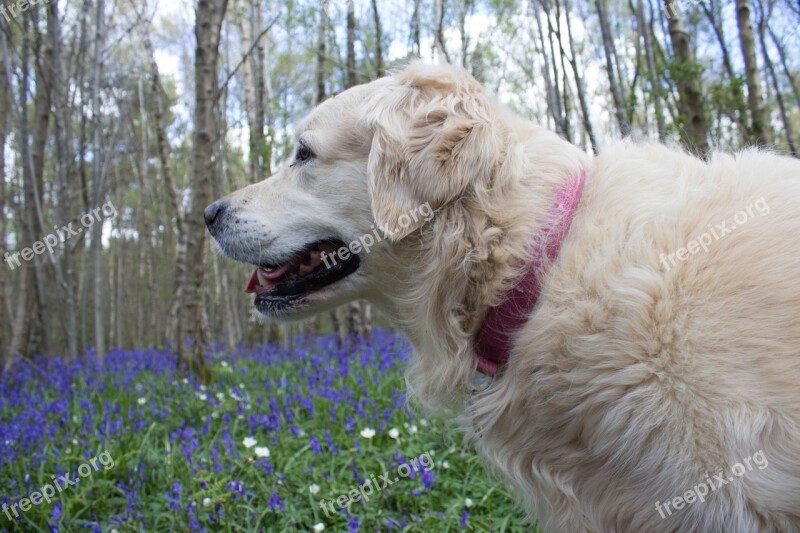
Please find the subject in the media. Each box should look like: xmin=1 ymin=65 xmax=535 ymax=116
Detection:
xmin=292 ymin=143 xmax=314 ymax=166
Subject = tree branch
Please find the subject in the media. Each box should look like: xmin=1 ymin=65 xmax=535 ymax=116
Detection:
xmin=216 ymin=15 xmax=279 ymax=102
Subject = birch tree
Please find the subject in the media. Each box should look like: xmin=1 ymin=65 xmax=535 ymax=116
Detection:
xmin=736 ymin=0 xmax=771 ymax=145
xmin=175 ymin=0 xmax=229 ymax=375
xmin=665 ymin=0 xmax=710 ymax=154
xmin=90 ymin=0 xmax=106 ymax=359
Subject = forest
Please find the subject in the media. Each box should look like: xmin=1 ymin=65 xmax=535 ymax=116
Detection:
xmin=1 ymin=0 xmax=798 ymax=370
xmin=0 ymin=0 xmax=799 ymax=531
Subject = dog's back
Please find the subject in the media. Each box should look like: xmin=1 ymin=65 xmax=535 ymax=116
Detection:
xmin=478 ymin=141 xmax=800 ymax=532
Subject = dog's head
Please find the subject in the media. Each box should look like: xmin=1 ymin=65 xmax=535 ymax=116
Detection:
xmin=206 ymin=62 xmax=506 ymax=320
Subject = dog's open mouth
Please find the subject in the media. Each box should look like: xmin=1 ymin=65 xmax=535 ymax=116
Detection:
xmin=245 ymin=239 xmax=360 ymax=306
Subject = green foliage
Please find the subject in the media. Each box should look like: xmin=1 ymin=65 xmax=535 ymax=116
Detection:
xmin=0 ymin=338 xmax=533 ymax=532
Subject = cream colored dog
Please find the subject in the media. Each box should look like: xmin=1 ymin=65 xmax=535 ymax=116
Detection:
xmin=206 ymin=62 xmax=800 ymax=532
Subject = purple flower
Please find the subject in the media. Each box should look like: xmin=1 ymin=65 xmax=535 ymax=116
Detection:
xmin=421 ymin=468 xmax=435 ymax=490
xmin=268 ymin=492 xmax=284 ymax=512
xmin=309 ymin=437 xmax=322 ymax=455
xmin=347 ymin=516 xmax=361 ymax=532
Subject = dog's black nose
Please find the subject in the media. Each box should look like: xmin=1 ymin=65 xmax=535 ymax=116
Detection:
xmin=204 ymin=201 xmax=227 ymax=230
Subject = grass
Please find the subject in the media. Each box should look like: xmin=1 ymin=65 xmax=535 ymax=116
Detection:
xmin=0 ymin=330 xmax=534 ymax=532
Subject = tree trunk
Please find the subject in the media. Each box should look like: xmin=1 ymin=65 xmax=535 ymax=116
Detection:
xmin=47 ymin=1 xmax=79 ymax=359
xmin=0 ymin=38 xmax=8 ymax=369
xmin=239 ymin=14 xmax=258 ymax=180
xmin=595 ymin=0 xmax=629 ymax=136
xmin=458 ymin=0 xmax=474 ymax=68
xmin=410 ymin=0 xmax=421 ymax=57
xmin=665 ymin=0 xmax=710 ymax=155
xmin=757 ymin=7 xmax=797 ymax=156
xmin=5 ymin=73 xmax=34 ymax=366
xmin=735 ymin=0 xmax=771 ymax=146
xmin=700 ymin=0 xmax=749 ymax=143
xmin=252 ymin=0 xmax=268 ymax=180
xmin=175 ymin=0 xmax=228 ymax=377
xmin=90 ymin=0 xmax=106 ymax=360
xmin=29 ymin=27 xmax=53 ymax=357
xmin=542 ymin=1 xmax=569 ymax=141
xmin=767 ymin=26 xmax=800 ymax=109
xmin=531 ymin=2 xmax=563 ymax=135
xmin=346 ymin=0 xmax=357 ymax=87
xmin=434 ymin=0 xmax=451 ymax=63
xmin=562 ymin=0 xmax=599 ymax=153
xmin=371 ymin=0 xmax=384 ymax=77
xmin=316 ymin=0 xmax=327 ymax=104
xmin=144 ymin=31 xmax=189 ymax=349
xmin=637 ymin=0 xmax=666 ymax=141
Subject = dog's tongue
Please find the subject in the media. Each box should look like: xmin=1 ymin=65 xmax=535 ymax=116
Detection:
xmin=245 ymin=265 xmax=291 ymax=294
xmin=244 ymin=251 xmax=326 ymax=294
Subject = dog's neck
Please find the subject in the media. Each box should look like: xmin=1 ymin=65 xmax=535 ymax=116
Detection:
xmin=371 ymin=127 xmax=590 ymax=410
xmin=474 ymin=170 xmax=586 ymax=376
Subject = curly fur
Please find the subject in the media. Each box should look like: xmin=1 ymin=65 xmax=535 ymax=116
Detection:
xmin=210 ymin=62 xmax=800 ymax=532
xmin=366 ymin=63 xmax=800 ymax=532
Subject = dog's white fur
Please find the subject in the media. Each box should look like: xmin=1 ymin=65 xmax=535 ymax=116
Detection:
xmin=211 ymin=63 xmax=800 ymax=531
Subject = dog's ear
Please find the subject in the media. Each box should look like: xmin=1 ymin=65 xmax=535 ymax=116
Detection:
xmin=365 ymin=64 xmax=504 ymax=241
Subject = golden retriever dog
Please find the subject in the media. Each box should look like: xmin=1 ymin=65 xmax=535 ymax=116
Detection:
xmin=205 ymin=62 xmax=800 ymax=532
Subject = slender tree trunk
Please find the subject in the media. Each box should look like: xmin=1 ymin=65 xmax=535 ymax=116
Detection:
xmin=458 ymin=0 xmax=474 ymax=68
xmin=767 ymin=26 xmax=800 ymax=109
xmin=316 ymin=0 xmax=327 ymax=104
xmin=371 ymin=0 xmax=384 ymax=77
xmin=563 ymin=0 xmax=599 ymax=153
xmin=175 ymin=0 xmax=228 ymax=377
xmin=595 ymin=0 xmax=629 ymax=136
xmin=665 ymin=0 xmax=710 ymax=155
xmin=638 ymin=0 xmax=666 ymax=141
xmin=542 ymin=1 xmax=568 ymax=140
xmin=410 ymin=0 xmax=421 ymax=57
xmin=11 ymin=18 xmax=41 ymax=359
xmin=144 ymin=32 xmax=189 ymax=348
xmin=29 ymin=29 xmax=54 ymax=357
xmin=135 ymin=79 xmax=148 ymax=342
xmin=531 ymin=2 xmax=562 ymax=135
xmin=90 ymin=0 xmax=107 ymax=360
xmin=239 ymin=15 xmax=258 ymax=180
xmin=346 ymin=0 xmax=357 ymax=87
xmin=47 ymin=1 xmax=79 ymax=359
xmin=0 ymin=41 xmax=8 ymax=368
xmin=700 ymin=0 xmax=749 ymax=143
xmin=757 ymin=7 xmax=797 ymax=156
xmin=736 ymin=0 xmax=771 ymax=145
xmin=553 ymin=0 xmax=572 ymax=142
xmin=252 ymin=0 xmax=267 ymax=180
xmin=434 ymin=0 xmax=451 ymax=63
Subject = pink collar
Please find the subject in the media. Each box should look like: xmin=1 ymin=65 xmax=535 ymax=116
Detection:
xmin=474 ymin=170 xmax=586 ymax=376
